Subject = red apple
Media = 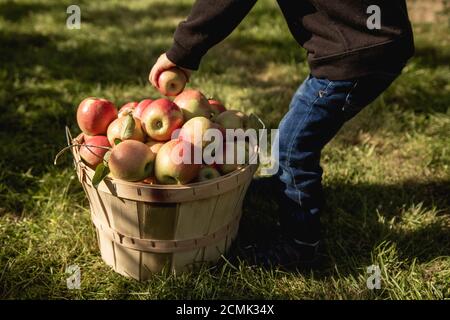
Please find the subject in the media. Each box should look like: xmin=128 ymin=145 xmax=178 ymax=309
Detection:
xmin=178 ymin=116 xmax=223 ymax=149
xmin=134 ymin=99 xmax=153 ymax=119
xmin=174 ymin=89 xmax=211 ymax=121
xmin=214 ymin=110 xmax=248 ymax=130
xmin=141 ymin=98 xmax=184 ymax=141
xmin=208 ymin=99 xmax=227 ymax=118
xmin=108 ymin=140 xmax=156 ymax=182
xmin=107 ymin=113 xmax=145 ymax=146
xmin=118 ymin=101 xmax=139 ymax=118
xmin=157 ymin=67 xmax=187 ymax=96
xmin=154 ymin=139 xmax=201 ymax=185
xmin=76 ymin=97 xmax=117 ymax=135
xmin=80 ymin=135 xmax=111 ymax=169
xmin=197 ymin=166 xmax=221 ymax=182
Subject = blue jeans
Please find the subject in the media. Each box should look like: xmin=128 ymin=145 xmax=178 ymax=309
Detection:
xmin=278 ymin=73 xmax=399 ymax=242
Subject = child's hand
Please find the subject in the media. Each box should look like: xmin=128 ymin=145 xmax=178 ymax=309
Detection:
xmin=149 ymin=53 xmax=192 ymax=89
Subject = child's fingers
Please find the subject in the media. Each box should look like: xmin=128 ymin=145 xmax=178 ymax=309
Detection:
xmin=150 ymin=55 xmax=168 ymax=88
xmin=149 ymin=66 xmax=158 ymax=88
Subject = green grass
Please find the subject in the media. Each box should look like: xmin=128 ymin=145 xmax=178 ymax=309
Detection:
xmin=0 ymin=0 xmax=449 ymax=299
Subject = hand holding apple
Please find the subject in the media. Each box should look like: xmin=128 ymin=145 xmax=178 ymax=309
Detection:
xmin=149 ymin=53 xmax=191 ymax=89
xmin=157 ymin=67 xmax=187 ymax=96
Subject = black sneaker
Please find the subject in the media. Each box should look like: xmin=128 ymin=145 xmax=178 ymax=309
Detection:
xmin=231 ymin=235 xmax=325 ymax=271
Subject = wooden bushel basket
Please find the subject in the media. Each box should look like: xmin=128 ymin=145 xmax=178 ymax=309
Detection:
xmin=66 ymin=128 xmax=259 ymax=280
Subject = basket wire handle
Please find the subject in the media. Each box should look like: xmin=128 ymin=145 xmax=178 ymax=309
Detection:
xmin=55 ymin=127 xmax=90 ymax=165
xmin=65 ymin=126 xmax=73 ymax=147
xmin=248 ymin=113 xmax=266 ymax=130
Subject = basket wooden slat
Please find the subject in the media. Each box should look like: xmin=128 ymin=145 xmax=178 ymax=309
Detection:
xmin=71 ymin=133 xmax=257 ymax=279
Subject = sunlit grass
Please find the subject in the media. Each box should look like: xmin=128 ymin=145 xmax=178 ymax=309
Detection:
xmin=0 ymin=0 xmax=449 ymax=299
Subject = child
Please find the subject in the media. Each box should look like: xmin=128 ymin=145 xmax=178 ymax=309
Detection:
xmin=149 ymin=0 xmax=415 ymax=268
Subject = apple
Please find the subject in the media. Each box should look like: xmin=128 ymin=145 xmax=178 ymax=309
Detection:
xmin=141 ymin=176 xmax=157 ymax=184
xmin=141 ymin=98 xmax=184 ymax=141
xmin=80 ymin=135 xmax=111 ymax=169
xmin=146 ymin=140 xmax=164 ymax=154
xmin=108 ymin=140 xmax=156 ymax=182
xmin=214 ymin=110 xmax=248 ymax=130
xmin=218 ymin=140 xmax=253 ymax=174
xmin=76 ymin=97 xmax=117 ymax=135
xmin=154 ymin=139 xmax=201 ymax=185
xmin=118 ymin=101 xmax=139 ymax=118
xmin=174 ymin=89 xmax=211 ymax=121
xmin=157 ymin=67 xmax=187 ymax=96
xmin=107 ymin=113 xmax=145 ymax=146
xmin=134 ymin=99 xmax=153 ymax=119
xmin=208 ymin=99 xmax=227 ymax=118
xmin=197 ymin=166 xmax=221 ymax=182
xmin=178 ymin=116 xmax=223 ymax=148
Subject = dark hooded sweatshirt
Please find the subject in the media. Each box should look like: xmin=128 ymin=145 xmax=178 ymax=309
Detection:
xmin=166 ymin=0 xmax=415 ymax=80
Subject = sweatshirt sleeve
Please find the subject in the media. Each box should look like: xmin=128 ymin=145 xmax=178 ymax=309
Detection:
xmin=166 ymin=0 xmax=258 ymax=70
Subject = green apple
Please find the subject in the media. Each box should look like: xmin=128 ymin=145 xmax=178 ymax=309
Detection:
xmin=197 ymin=166 xmax=221 ymax=182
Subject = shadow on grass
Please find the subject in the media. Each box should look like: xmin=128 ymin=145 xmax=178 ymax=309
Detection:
xmin=0 ymin=1 xmax=191 ymax=215
xmin=0 ymin=1 xmax=193 ymax=85
xmin=0 ymin=1 xmax=51 ymax=22
xmin=82 ymin=1 xmax=191 ymax=26
xmin=240 ymin=176 xmax=450 ymax=275
xmin=414 ymin=44 xmax=450 ymax=69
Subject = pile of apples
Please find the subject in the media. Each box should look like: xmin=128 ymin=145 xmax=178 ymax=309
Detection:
xmin=76 ymin=68 xmax=251 ymax=185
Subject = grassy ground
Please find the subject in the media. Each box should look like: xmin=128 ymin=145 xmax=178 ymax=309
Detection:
xmin=0 ymin=0 xmax=449 ymax=299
